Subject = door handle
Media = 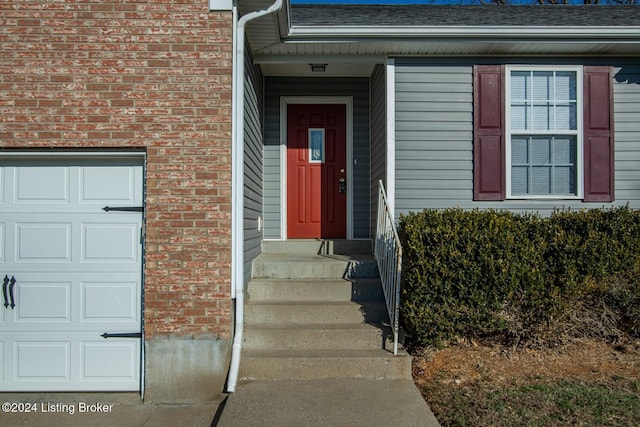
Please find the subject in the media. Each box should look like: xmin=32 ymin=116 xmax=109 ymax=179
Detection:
xmin=2 ymin=275 xmax=8 ymax=308
xmin=339 ymin=178 xmax=346 ymax=193
xmin=9 ymin=276 xmax=16 ymax=309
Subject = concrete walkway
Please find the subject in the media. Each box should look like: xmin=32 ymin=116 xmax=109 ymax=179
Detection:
xmin=217 ymin=379 xmax=440 ymax=427
xmin=0 ymin=379 xmax=439 ymax=426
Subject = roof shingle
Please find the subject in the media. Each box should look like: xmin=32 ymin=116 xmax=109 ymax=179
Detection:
xmin=291 ymin=4 xmax=640 ymax=27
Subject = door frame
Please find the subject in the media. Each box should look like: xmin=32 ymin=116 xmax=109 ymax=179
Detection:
xmin=0 ymin=150 xmax=146 ymax=395
xmin=280 ymin=96 xmax=354 ymax=240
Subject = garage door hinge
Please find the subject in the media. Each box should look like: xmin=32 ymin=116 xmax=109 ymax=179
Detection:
xmin=102 ymin=206 xmax=144 ymax=212
xmin=101 ymin=332 xmax=142 ymax=339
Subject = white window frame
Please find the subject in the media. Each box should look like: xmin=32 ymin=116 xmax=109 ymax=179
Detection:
xmin=505 ymin=65 xmax=584 ymax=200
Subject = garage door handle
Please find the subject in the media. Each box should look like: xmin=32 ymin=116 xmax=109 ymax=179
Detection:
xmin=101 ymin=332 xmax=142 ymax=339
xmin=2 ymin=275 xmax=8 ymax=308
xmin=8 ymin=276 xmax=16 ymax=309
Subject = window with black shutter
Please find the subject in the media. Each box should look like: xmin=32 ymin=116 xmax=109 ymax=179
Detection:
xmin=473 ymin=65 xmax=614 ymax=202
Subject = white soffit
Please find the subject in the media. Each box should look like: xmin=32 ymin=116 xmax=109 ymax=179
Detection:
xmin=242 ymin=2 xmax=640 ymax=74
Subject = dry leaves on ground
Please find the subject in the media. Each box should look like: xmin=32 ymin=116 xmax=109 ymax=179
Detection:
xmin=414 ymin=339 xmax=640 ymax=387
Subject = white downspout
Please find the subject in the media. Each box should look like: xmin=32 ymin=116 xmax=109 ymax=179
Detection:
xmin=227 ymin=0 xmax=284 ymax=394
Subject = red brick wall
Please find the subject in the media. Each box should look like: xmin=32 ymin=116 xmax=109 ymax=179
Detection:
xmin=0 ymin=0 xmax=233 ymax=339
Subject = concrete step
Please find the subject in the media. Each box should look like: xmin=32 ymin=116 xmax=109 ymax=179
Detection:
xmin=252 ymin=253 xmax=378 ymax=280
xmin=263 ymin=239 xmax=372 ymax=255
xmin=243 ymin=323 xmax=393 ymax=351
xmin=246 ymin=278 xmax=384 ymax=303
xmin=244 ymin=301 xmax=388 ymax=325
xmin=241 ymin=239 xmax=408 ymax=384
xmin=239 ymin=349 xmax=412 ymax=381
xmin=252 ymin=254 xmax=348 ymax=279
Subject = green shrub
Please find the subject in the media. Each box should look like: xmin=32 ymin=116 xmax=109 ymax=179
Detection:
xmin=398 ymin=206 xmax=640 ymax=348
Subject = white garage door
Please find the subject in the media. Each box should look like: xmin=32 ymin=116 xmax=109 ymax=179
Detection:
xmin=0 ymin=156 xmax=143 ymax=391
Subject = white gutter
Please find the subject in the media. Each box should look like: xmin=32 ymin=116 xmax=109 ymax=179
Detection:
xmin=227 ymin=0 xmax=284 ymax=394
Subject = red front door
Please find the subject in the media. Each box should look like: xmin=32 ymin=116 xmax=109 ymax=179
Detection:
xmin=287 ymin=104 xmax=347 ymax=238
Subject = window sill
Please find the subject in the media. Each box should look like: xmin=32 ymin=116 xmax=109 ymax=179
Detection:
xmin=507 ymin=196 xmax=582 ymax=201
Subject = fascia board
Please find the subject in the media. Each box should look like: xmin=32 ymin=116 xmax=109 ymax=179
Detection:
xmin=277 ymin=2 xmax=292 ymax=38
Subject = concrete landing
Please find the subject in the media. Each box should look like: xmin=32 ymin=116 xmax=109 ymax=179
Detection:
xmin=217 ymin=379 xmax=440 ymax=427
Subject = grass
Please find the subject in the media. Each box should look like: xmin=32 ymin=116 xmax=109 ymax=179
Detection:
xmin=421 ymin=379 xmax=640 ymax=427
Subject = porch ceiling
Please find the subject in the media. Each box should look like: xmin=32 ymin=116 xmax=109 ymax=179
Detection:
xmin=240 ymin=2 xmax=640 ymax=77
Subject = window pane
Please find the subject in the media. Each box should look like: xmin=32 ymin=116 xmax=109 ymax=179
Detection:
xmin=553 ymin=136 xmax=576 ymax=164
xmin=554 ymin=167 xmax=575 ymax=194
xmin=511 ymin=71 xmax=529 ymax=131
xmin=555 ymin=104 xmax=571 ymax=130
xmin=308 ymin=128 xmax=325 ymax=163
xmin=555 ymin=72 xmax=576 ymax=101
xmin=512 ymin=166 xmax=528 ymax=195
xmin=532 ymin=166 xmax=552 ymax=194
xmin=532 ymin=104 xmax=551 ymax=131
xmin=531 ymin=137 xmax=551 ymax=164
xmin=512 ymin=137 xmax=528 ymax=164
xmin=511 ymin=104 xmax=527 ymax=130
xmin=511 ymin=71 xmax=529 ymax=100
xmin=554 ymin=72 xmax=577 ymax=130
xmin=532 ymin=71 xmax=552 ymax=101
xmin=569 ymin=103 xmax=577 ymax=130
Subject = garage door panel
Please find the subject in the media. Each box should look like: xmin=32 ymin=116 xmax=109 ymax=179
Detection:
xmin=17 ymin=223 xmax=72 ymax=262
xmin=15 ymin=166 xmax=70 ymax=204
xmin=0 ymin=223 xmax=4 ymax=263
xmin=16 ymin=341 xmax=71 ymax=381
xmin=5 ymin=273 xmax=140 ymax=331
xmin=80 ymin=166 xmax=140 ymax=204
xmin=0 ymin=341 xmax=4 ymax=382
xmin=83 ymin=223 xmax=139 ymax=262
xmin=0 ymin=166 xmax=4 ymax=202
xmin=16 ymin=282 xmax=71 ymax=322
xmin=2 ymin=163 xmax=143 ymax=212
xmin=82 ymin=342 xmax=138 ymax=380
xmin=83 ymin=282 xmax=137 ymax=322
xmin=5 ymin=217 xmax=141 ymax=271
xmin=2 ymin=334 xmax=140 ymax=391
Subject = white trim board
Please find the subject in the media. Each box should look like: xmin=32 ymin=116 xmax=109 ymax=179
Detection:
xmin=385 ymin=58 xmax=396 ymax=217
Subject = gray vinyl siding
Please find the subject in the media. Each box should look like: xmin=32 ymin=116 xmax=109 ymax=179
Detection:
xmin=370 ymin=64 xmax=387 ymax=237
xmin=243 ymin=49 xmax=264 ymax=282
xmin=394 ymin=61 xmax=473 ymax=214
xmin=264 ymin=77 xmax=371 ymax=239
xmin=393 ymin=58 xmax=640 ymax=217
xmin=614 ymin=65 xmax=640 ymax=205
